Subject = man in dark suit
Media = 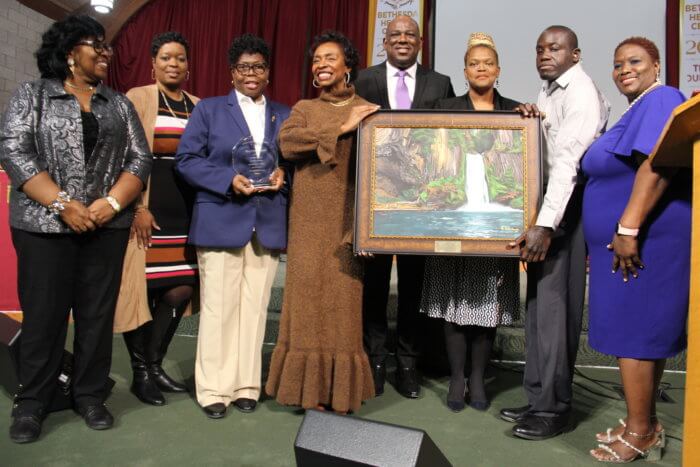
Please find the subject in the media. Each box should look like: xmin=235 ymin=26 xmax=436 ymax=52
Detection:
xmin=354 ymin=15 xmax=455 ymax=398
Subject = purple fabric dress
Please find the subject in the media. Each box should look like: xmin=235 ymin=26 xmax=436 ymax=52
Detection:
xmin=581 ymin=86 xmax=690 ymax=359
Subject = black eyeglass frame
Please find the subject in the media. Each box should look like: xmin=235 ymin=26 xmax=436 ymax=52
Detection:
xmin=231 ymin=63 xmax=269 ymax=75
xmin=76 ymin=39 xmax=114 ymax=55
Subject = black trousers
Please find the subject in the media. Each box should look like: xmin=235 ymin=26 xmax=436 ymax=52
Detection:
xmin=362 ymin=254 xmax=425 ymax=368
xmin=11 ymin=227 xmax=129 ymax=411
xmin=523 ymin=186 xmax=586 ymax=415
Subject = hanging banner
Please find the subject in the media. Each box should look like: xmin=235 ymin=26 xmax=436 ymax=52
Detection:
xmin=367 ymin=0 xmax=423 ymax=66
xmin=680 ymin=0 xmax=700 ymax=97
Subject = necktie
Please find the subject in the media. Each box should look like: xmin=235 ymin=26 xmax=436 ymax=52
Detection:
xmin=395 ymin=70 xmax=411 ymax=109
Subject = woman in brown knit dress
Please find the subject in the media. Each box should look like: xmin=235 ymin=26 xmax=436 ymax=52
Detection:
xmin=265 ymin=31 xmax=379 ymax=413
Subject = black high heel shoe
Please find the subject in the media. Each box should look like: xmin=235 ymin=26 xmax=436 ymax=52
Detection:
xmin=467 ymin=380 xmax=490 ymax=411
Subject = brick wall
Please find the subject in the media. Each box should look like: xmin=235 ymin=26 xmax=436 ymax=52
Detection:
xmin=0 ymin=0 xmax=52 ymax=112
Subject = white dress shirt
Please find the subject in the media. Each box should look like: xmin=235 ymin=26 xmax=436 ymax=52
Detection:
xmin=535 ymin=63 xmax=610 ymax=229
xmin=386 ymin=61 xmax=418 ymax=109
xmin=236 ymin=90 xmax=267 ymax=156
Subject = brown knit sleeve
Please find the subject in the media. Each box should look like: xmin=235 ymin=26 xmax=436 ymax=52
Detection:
xmin=279 ymin=101 xmax=342 ymax=165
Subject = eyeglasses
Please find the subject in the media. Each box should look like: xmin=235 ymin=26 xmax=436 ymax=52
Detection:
xmin=232 ymin=63 xmax=268 ymax=75
xmin=77 ymin=40 xmax=114 ymax=55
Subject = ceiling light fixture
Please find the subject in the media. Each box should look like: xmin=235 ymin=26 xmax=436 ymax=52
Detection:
xmin=91 ymin=0 xmax=114 ymax=14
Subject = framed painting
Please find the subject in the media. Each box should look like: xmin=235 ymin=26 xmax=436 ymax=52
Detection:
xmin=354 ymin=110 xmax=542 ymax=256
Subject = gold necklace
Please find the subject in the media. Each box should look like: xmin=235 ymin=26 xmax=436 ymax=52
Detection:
xmin=329 ymin=95 xmax=355 ymax=107
xmin=620 ymin=82 xmax=661 ymax=118
xmin=64 ymin=80 xmax=95 ymax=92
xmin=159 ymin=88 xmax=189 ymax=120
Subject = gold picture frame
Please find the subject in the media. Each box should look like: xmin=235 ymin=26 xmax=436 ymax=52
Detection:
xmin=354 ymin=110 xmax=542 ymax=256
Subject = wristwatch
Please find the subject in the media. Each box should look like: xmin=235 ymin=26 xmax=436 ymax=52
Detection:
xmin=105 ymin=195 xmax=121 ymax=213
xmin=616 ymin=222 xmax=639 ymax=237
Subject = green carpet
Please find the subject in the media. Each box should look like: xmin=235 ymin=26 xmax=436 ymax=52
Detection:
xmin=176 ymin=260 xmax=689 ymax=372
xmin=0 ymin=333 xmax=685 ymax=466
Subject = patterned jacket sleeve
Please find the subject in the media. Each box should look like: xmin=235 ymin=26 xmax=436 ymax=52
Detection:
xmin=117 ymin=94 xmax=152 ymax=185
xmin=0 ymin=82 xmax=48 ymax=188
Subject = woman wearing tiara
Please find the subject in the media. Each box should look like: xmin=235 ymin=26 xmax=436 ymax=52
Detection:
xmin=420 ymin=32 xmax=520 ymax=413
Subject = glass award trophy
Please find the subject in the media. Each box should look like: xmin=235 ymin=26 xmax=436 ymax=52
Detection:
xmin=231 ymin=136 xmax=277 ymax=188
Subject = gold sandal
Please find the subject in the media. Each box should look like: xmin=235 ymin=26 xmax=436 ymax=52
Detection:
xmin=591 ymin=430 xmax=663 ymax=463
xmin=596 ymin=417 xmax=665 ymax=448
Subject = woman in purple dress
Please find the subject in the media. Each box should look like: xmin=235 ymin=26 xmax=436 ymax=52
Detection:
xmin=582 ymin=37 xmax=690 ymax=463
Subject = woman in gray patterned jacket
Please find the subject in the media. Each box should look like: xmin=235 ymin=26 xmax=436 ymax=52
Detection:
xmin=0 ymin=15 xmax=151 ymax=444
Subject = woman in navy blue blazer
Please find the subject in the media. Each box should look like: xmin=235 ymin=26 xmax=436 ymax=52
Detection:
xmin=175 ymin=34 xmax=290 ymax=419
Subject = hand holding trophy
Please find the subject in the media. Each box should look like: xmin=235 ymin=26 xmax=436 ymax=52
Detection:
xmin=231 ymin=136 xmax=281 ymax=194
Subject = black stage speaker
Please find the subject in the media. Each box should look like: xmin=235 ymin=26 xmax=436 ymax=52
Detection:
xmin=0 ymin=313 xmax=114 ymax=412
xmin=294 ymin=410 xmax=452 ymax=467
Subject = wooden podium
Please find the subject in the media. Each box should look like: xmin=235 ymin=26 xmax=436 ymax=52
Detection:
xmin=649 ymin=93 xmax=700 ymax=465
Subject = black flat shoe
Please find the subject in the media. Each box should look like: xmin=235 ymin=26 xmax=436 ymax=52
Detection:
xmin=148 ymin=364 xmax=187 ymax=393
xmin=76 ymin=404 xmax=114 ymax=430
xmin=500 ymin=405 xmax=531 ymax=423
xmin=512 ymin=413 xmax=570 ymax=440
xmin=446 ymin=379 xmax=466 ymax=412
xmin=446 ymin=399 xmax=466 ymax=412
xmin=232 ymin=398 xmax=257 ymax=413
xmin=396 ymin=367 xmax=421 ymax=399
xmin=202 ymin=403 xmax=227 ymax=419
xmin=9 ymin=408 xmax=44 ymax=444
xmin=371 ymin=361 xmax=386 ymax=396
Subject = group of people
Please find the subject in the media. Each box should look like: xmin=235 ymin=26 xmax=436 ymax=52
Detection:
xmin=0 ymin=12 xmax=690 ymax=464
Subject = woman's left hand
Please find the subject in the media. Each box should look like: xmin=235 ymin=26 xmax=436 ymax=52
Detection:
xmin=608 ymin=234 xmax=644 ymax=283
xmin=88 ymin=198 xmax=117 ymax=227
xmin=356 ymin=250 xmax=374 ymax=258
xmin=257 ymin=168 xmax=285 ymax=192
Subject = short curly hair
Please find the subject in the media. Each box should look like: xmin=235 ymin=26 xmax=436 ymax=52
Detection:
xmin=615 ymin=36 xmax=660 ymax=63
xmin=310 ymin=30 xmax=360 ymax=81
xmin=35 ymin=15 xmax=105 ymax=81
xmin=228 ymin=34 xmax=270 ymax=66
xmin=151 ymin=31 xmax=190 ymax=59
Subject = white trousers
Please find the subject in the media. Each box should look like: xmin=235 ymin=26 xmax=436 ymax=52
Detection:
xmin=194 ymin=234 xmax=279 ymax=406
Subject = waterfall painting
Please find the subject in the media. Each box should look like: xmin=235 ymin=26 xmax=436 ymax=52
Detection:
xmin=355 ymin=111 xmax=542 ymax=256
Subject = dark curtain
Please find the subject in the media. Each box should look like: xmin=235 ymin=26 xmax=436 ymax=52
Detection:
xmin=303 ymin=0 xmax=370 ymax=98
xmin=108 ymin=0 xmax=309 ymax=104
xmin=421 ymin=0 xmax=433 ymax=69
xmin=107 ymin=0 xmax=369 ymax=106
xmin=666 ymin=0 xmax=679 ymax=88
